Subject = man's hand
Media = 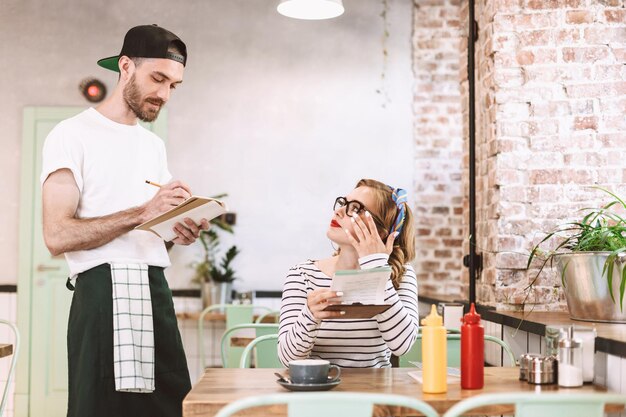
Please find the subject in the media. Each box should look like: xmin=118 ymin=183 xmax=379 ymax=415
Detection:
xmin=171 ymin=218 xmax=210 ymax=246
xmin=140 ymin=180 xmax=212 ymax=246
xmin=140 ymin=180 xmax=191 ymax=223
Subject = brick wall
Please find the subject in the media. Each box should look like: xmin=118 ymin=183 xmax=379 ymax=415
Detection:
xmin=412 ymin=0 xmax=465 ymax=297
xmin=456 ymin=0 xmax=626 ymax=310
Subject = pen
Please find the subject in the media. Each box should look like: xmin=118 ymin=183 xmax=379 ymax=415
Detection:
xmin=145 ymin=180 xmax=162 ymax=188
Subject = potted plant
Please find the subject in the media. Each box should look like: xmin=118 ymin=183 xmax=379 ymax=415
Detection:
xmin=527 ymin=187 xmax=626 ymax=323
xmin=191 ymin=199 xmax=240 ymax=308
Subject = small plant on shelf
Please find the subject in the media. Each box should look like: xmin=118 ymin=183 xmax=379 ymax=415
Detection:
xmin=527 ymin=187 xmax=626 ymax=313
xmin=194 ymin=229 xmax=240 ymax=284
xmin=191 ymin=194 xmax=240 ymax=285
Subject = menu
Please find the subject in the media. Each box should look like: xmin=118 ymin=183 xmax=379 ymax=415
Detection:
xmin=323 ymin=267 xmax=392 ymax=319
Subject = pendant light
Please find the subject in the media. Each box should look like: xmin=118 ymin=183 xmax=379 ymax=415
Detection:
xmin=277 ymin=0 xmax=344 ymax=20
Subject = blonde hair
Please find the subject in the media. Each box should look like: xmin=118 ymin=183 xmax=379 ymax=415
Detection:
xmin=355 ymin=179 xmax=416 ymax=289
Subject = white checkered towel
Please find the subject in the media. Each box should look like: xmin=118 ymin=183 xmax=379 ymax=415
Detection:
xmin=110 ymin=263 xmax=155 ymax=393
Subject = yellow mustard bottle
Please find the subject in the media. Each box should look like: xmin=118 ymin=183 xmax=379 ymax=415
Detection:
xmin=421 ymin=304 xmax=447 ymax=393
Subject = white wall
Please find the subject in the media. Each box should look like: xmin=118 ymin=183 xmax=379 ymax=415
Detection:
xmin=1 ymin=0 xmax=414 ymax=291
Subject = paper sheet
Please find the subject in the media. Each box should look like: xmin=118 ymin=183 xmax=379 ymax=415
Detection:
xmin=330 ymin=267 xmax=391 ymax=305
xmin=408 ymin=371 xmax=460 ymax=384
xmin=409 ymin=361 xmax=461 ymax=378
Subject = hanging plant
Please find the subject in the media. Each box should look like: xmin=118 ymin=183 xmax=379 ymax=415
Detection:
xmin=375 ymin=0 xmax=391 ymax=108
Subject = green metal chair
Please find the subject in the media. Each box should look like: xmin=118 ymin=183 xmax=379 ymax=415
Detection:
xmin=198 ymin=304 xmax=273 ymax=369
xmin=239 ymin=333 xmax=281 ymax=368
xmin=254 ymin=310 xmax=279 ymax=324
xmin=0 ymin=320 xmax=20 ymax=417
xmin=213 ymin=392 xmax=440 ymax=417
xmin=442 ymin=392 xmax=626 ymax=417
xmin=399 ymin=331 xmax=516 ymax=367
xmin=220 ymin=323 xmax=279 ymax=368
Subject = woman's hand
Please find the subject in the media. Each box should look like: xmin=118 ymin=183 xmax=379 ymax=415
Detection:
xmin=344 ymin=211 xmax=396 ymax=258
xmin=307 ymin=289 xmax=345 ymax=320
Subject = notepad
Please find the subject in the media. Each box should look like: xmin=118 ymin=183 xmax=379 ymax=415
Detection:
xmin=135 ymin=196 xmax=228 ymax=241
xmin=323 ymin=267 xmax=392 ymax=319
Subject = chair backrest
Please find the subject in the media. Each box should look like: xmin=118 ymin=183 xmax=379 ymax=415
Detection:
xmin=254 ymin=310 xmax=279 ymax=324
xmin=198 ymin=304 xmax=273 ymax=369
xmin=398 ymin=332 xmax=516 ymax=367
xmin=0 ymin=320 xmax=20 ymax=417
xmin=214 ymin=392 xmax=440 ymax=417
xmin=239 ymin=334 xmax=281 ymax=368
xmin=442 ymin=392 xmax=626 ymax=417
xmin=220 ymin=323 xmax=279 ymax=368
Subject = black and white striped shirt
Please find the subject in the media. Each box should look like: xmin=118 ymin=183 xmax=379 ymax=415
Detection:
xmin=278 ymin=253 xmax=419 ymax=368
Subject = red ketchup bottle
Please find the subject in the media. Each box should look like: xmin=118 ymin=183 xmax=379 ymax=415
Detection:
xmin=460 ymin=303 xmax=484 ymax=389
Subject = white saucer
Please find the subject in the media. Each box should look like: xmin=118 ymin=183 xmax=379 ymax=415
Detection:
xmin=276 ymin=378 xmax=341 ymax=392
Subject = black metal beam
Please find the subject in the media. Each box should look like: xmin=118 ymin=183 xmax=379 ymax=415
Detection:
xmin=468 ymin=0 xmax=478 ymax=305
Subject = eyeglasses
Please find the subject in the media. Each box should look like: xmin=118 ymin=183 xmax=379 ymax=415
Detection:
xmin=334 ymin=196 xmax=365 ymax=215
xmin=333 ymin=197 xmax=386 ymax=232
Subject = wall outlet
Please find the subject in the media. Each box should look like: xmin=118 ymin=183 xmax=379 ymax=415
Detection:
xmin=222 ymin=212 xmax=237 ymax=226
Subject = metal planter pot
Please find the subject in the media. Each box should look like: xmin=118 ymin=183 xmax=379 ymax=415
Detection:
xmin=201 ymin=282 xmax=233 ymax=309
xmin=556 ymin=252 xmax=626 ymax=323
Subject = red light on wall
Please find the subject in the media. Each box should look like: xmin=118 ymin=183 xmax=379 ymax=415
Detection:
xmin=79 ymin=78 xmax=107 ymax=103
xmin=87 ymin=85 xmax=100 ymax=97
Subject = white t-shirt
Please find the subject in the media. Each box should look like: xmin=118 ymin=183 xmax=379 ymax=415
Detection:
xmin=40 ymin=108 xmax=172 ymax=277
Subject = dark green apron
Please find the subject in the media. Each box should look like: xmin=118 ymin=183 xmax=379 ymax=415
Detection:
xmin=67 ymin=264 xmax=191 ymax=417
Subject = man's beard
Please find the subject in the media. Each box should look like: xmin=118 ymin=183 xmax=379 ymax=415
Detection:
xmin=123 ymin=74 xmax=164 ymax=122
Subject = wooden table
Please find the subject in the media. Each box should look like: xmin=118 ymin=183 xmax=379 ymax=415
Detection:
xmin=183 ymin=367 xmax=622 ymax=417
xmin=0 ymin=344 xmax=12 ymax=358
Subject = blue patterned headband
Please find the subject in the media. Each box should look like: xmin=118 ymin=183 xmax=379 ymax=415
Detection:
xmin=388 ymin=186 xmax=407 ymax=238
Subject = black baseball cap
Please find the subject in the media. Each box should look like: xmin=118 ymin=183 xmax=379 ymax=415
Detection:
xmin=97 ymin=24 xmax=187 ymax=72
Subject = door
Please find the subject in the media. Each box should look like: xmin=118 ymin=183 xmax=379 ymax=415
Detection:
xmin=16 ymin=107 xmax=167 ymax=417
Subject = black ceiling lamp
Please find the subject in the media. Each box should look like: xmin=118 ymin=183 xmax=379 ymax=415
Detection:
xmin=79 ymin=78 xmax=107 ymax=103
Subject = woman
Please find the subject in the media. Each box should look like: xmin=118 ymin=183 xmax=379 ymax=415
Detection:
xmin=278 ymin=179 xmax=418 ymax=368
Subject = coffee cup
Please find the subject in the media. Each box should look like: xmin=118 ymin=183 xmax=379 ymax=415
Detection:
xmin=288 ymin=359 xmax=341 ymax=384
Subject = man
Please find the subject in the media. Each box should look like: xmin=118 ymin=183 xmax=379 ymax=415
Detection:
xmin=41 ymin=25 xmax=207 ymax=417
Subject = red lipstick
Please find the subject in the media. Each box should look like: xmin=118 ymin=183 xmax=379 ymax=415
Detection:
xmin=330 ymin=220 xmax=341 ymax=228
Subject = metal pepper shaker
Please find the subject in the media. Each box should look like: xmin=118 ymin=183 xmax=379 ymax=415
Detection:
xmin=528 ymin=355 xmax=557 ymax=385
